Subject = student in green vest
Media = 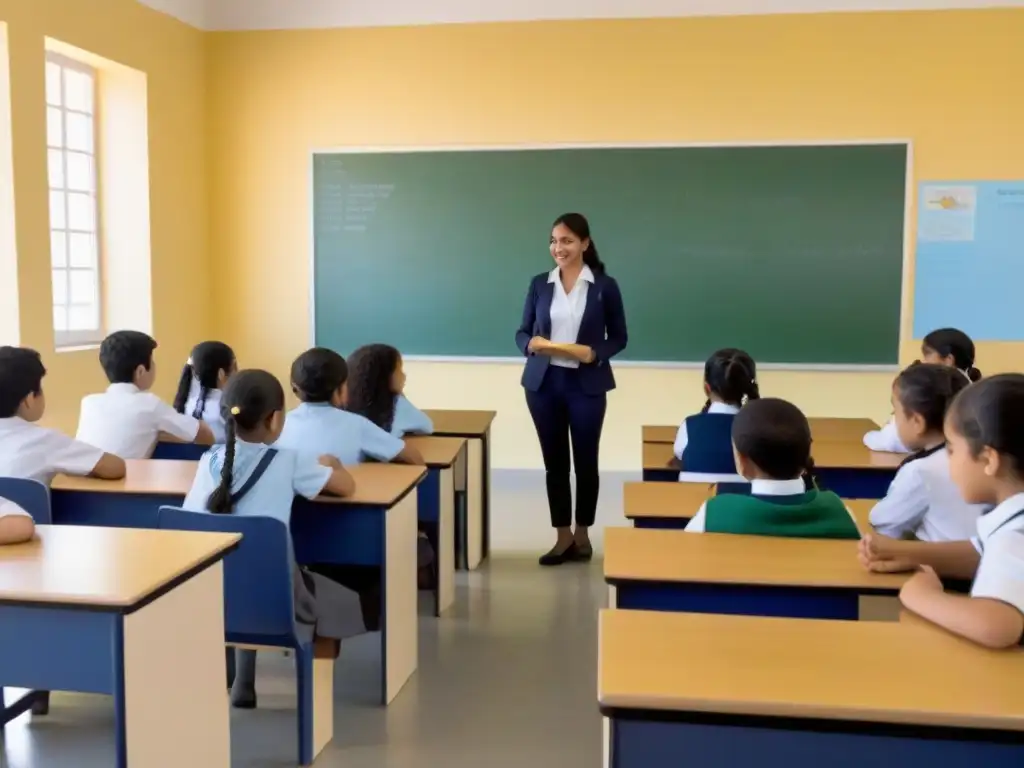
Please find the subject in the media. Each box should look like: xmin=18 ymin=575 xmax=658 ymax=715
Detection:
xmin=683 ymin=398 xmax=859 ymax=538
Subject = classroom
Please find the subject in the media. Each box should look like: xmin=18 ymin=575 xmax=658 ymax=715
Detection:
xmin=2 ymin=0 xmax=1024 ymax=766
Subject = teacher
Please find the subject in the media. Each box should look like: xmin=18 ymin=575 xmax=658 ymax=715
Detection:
xmin=515 ymin=213 xmax=628 ymax=566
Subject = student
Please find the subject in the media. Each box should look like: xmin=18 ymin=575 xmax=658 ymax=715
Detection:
xmin=0 ymin=346 xmax=124 ymax=717
xmin=181 ymin=369 xmax=367 ymax=707
xmin=276 ymin=347 xmax=424 ymax=465
xmin=0 ymin=497 xmax=34 ymax=545
xmin=77 ymin=330 xmax=215 ymax=459
xmin=864 ymin=328 xmax=982 ymax=452
xmin=172 ymin=341 xmax=237 ymax=443
xmin=0 ymin=346 xmax=125 ymax=484
xmin=859 ymin=374 xmax=1024 ymax=649
xmin=674 ymin=348 xmax=758 ymax=479
xmin=685 ymin=398 xmax=858 ymax=538
xmin=869 ymin=364 xmax=985 ymax=541
xmin=346 ymin=343 xmax=433 ymax=437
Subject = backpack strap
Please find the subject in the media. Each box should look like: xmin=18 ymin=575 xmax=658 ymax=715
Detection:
xmin=229 ymin=448 xmax=278 ymax=507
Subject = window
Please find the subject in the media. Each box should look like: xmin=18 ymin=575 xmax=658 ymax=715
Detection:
xmin=46 ymin=53 xmax=101 ymax=347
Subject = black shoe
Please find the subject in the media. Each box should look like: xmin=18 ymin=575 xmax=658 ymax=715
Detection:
xmin=572 ymin=543 xmax=594 ymax=562
xmin=539 ymin=542 xmax=578 ymax=566
xmin=31 ymin=692 xmax=50 ymax=716
xmin=230 ymin=684 xmax=257 ymax=710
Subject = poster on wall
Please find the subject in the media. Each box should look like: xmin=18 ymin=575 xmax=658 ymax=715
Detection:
xmin=913 ymin=181 xmax=1024 ymax=340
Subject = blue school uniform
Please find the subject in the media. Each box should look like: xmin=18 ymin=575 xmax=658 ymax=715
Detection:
xmin=391 ymin=395 xmax=433 ymax=437
xmin=276 ymin=402 xmax=405 ymax=465
xmin=673 ymin=402 xmax=741 ymax=474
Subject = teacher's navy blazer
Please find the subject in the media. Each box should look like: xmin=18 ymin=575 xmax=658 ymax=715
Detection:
xmin=515 ymin=270 xmax=628 ymax=395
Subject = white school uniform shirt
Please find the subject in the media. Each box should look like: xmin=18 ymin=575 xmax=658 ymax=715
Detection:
xmin=869 ymin=447 xmax=986 ymax=542
xmin=276 ymin=403 xmax=405 ymax=466
xmin=684 ymin=477 xmax=807 ymax=533
xmin=76 ymin=383 xmax=201 ymax=459
xmin=183 ymin=384 xmax=226 ymax=443
xmin=548 ymin=264 xmax=593 ymax=369
xmin=0 ymin=497 xmax=30 ymax=519
xmin=0 ymin=417 xmax=104 ymax=485
xmin=183 ymin=439 xmax=332 ymax=528
xmin=673 ymin=402 xmax=741 ymax=460
xmin=863 ymin=417 xmax=909 ymax=453
xmin=970 ymin=492 xmax=1024 ymax=622
xmin=391 ymin=395 xmax=433 ymax=437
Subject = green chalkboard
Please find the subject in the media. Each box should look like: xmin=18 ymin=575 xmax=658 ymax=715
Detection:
xmin=312 ymin=145 xmax=905 ymax=364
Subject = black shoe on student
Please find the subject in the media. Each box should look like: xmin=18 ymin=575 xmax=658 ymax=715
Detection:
xmin=539 ymin=542 xmax=579 ymax=566
xmin=30 ymin=692 xmax=50 ymax=716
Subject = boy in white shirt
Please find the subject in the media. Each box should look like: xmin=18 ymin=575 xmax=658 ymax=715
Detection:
xmin=0 ymin=346 xmax=125 ymax=485
xmin=0 ymin=497 xmax=34 ymax=545
xmin=76 ymin=331 xmax=214 ymax=459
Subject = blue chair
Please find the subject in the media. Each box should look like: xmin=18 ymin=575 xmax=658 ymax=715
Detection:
xmin=151 ymin=441 xmax=208 ymax=461
xmin=0 ymin=477 xmax=51 ymax=524
xmin=156 ymin=506 xmax=332 ymax=766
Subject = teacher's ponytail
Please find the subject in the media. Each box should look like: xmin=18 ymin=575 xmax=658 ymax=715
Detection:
xmin=553 ymin=212 xmax=606 ymax=276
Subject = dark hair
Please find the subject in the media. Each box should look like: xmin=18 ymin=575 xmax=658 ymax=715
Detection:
xmin=207 ymin=370 xmax=285 ymax=515
xmin=346 ymin=344 xmax=401 ymax=432
xmin=948 ymin=374 xmax=1024 ymax=476
xmin=173 ymin=341 xmax=236 ymax=418
xmin=552 ymin=212 xmax=605 ymax=276
xmin=290 ymin=348 xmax=348 ymax=403
xmin=99 ymin=330 xmax=157 ymax=384
xmin=732 ymin=398 xmax=818 ymax=489
xmin=0 ymin=346 xmax=46 ymax=418
xmin=923 ymin=328 xmax=981 ymax=382
xmin=894 ymin=362 xmax=970 ymax=433
xmin=702 ymin=348 xmax=759 ymax=411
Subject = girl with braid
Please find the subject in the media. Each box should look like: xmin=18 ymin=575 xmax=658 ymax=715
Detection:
xmin=182 ymin=369 xmax=376 ymax=709
xmin=173 ymin=341 xmax=237 ymax=442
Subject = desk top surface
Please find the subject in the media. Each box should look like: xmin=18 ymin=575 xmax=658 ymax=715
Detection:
xmin=642 ymin=440 xmax=903 ymax=472
xmin=604 ymin=526 xmax=903 ymax=591
xmin=0 ymin=525 xmax=239 ymax=609
xmin=599 ymin=609 xmax=1024 ymax=731
xmin=642 ymin=418 xmax=880 ymax=445
xmin=423 ymin=409 xmax=496 ymax=436
xmin=404 ymin=436 xmax=466 ymax=467
xmin=622 ymin=482 xmax=873 ymax=531
xmin=53 ymin=460 xmax=426 ymax=507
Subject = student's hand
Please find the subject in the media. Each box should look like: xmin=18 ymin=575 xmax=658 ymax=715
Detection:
xmin=319 ymin=455 xmax=343 ymax=470
xmin=858 ymin=533 xmax=915 ymax=573
xmin=528 ymin=336 xmax=551 ymax=353
xmin=900 ymin=566 xmax=944 ymax=602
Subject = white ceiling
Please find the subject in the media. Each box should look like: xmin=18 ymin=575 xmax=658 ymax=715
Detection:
xmin=140 ymin=0 xmax=1024 ymax=31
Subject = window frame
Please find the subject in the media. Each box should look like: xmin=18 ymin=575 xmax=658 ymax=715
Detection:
xmin=45 ymin=51 xmax=103 ymax=349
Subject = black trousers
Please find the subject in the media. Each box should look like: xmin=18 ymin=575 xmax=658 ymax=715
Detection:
xmin=525 ymin=365 xmax=607 ymax=528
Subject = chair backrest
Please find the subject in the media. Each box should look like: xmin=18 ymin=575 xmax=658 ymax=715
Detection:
xmin=151 ymin=441 xmax=208 ymax=461
xmin=0 ymin=477 xmax=51 ymax=524
xmin=157 ymin=506 xmax=298 ymax=645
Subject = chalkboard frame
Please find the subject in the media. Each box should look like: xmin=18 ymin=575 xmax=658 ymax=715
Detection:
xmin=308 ymin=139 xmax=912 ymax=371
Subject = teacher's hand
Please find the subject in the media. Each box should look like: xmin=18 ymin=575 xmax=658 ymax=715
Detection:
xmin=528 ymin=336 xmax=552 ymax=354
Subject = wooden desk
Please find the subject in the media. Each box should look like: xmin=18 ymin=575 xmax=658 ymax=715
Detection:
xmin=405 ymin=436 xmax=466 ymax=616
xmin=0 ymin=526 xmax=238 ymax=766
xmin=643 ymin=417 xmax=880 ymax=446
xmin=641 ymin=439 xmax=901 ymax=498
xmin=622 ymin=482 xmax=874 ymax=532
xmin=604 ymin=526 xmax=904 ymax=620
xmin=600 ymin=610 xmax=1024 ymax=768
xmin=423 ymin=409 xmax=496 ymax=570
xmin=53 ymin=460 xmax=428 ymax=706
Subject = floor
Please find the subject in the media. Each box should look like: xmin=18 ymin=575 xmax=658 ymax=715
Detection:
xmin=0 ymin=557 xmax=609 ymax=768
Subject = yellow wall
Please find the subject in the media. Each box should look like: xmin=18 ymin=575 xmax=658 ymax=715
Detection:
xmin=202 ymin=10 xmax=1020 ymax=470
xmin=1 ymin=0 xmax=207 ymax=432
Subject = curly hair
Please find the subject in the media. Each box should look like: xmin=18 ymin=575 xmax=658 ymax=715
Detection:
xmin=346 ymin=344 xmax=401 ymax=432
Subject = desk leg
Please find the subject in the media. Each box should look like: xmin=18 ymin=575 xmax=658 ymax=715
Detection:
xmin=120 ymin=563 xmax=230 ymax=767
xmin=465 ymin=438 xmax=486 ymax=571
xmin=482 ymin=428 xmax=492 ymax=562
xmin=437 ymin=467 xmax=456 ymax=617
xmin=383 ymin=493 xmax=418 ymax=705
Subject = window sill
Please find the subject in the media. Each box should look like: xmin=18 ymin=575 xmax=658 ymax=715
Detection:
xmin=55 ymin=343 xmax=100 ymax=354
